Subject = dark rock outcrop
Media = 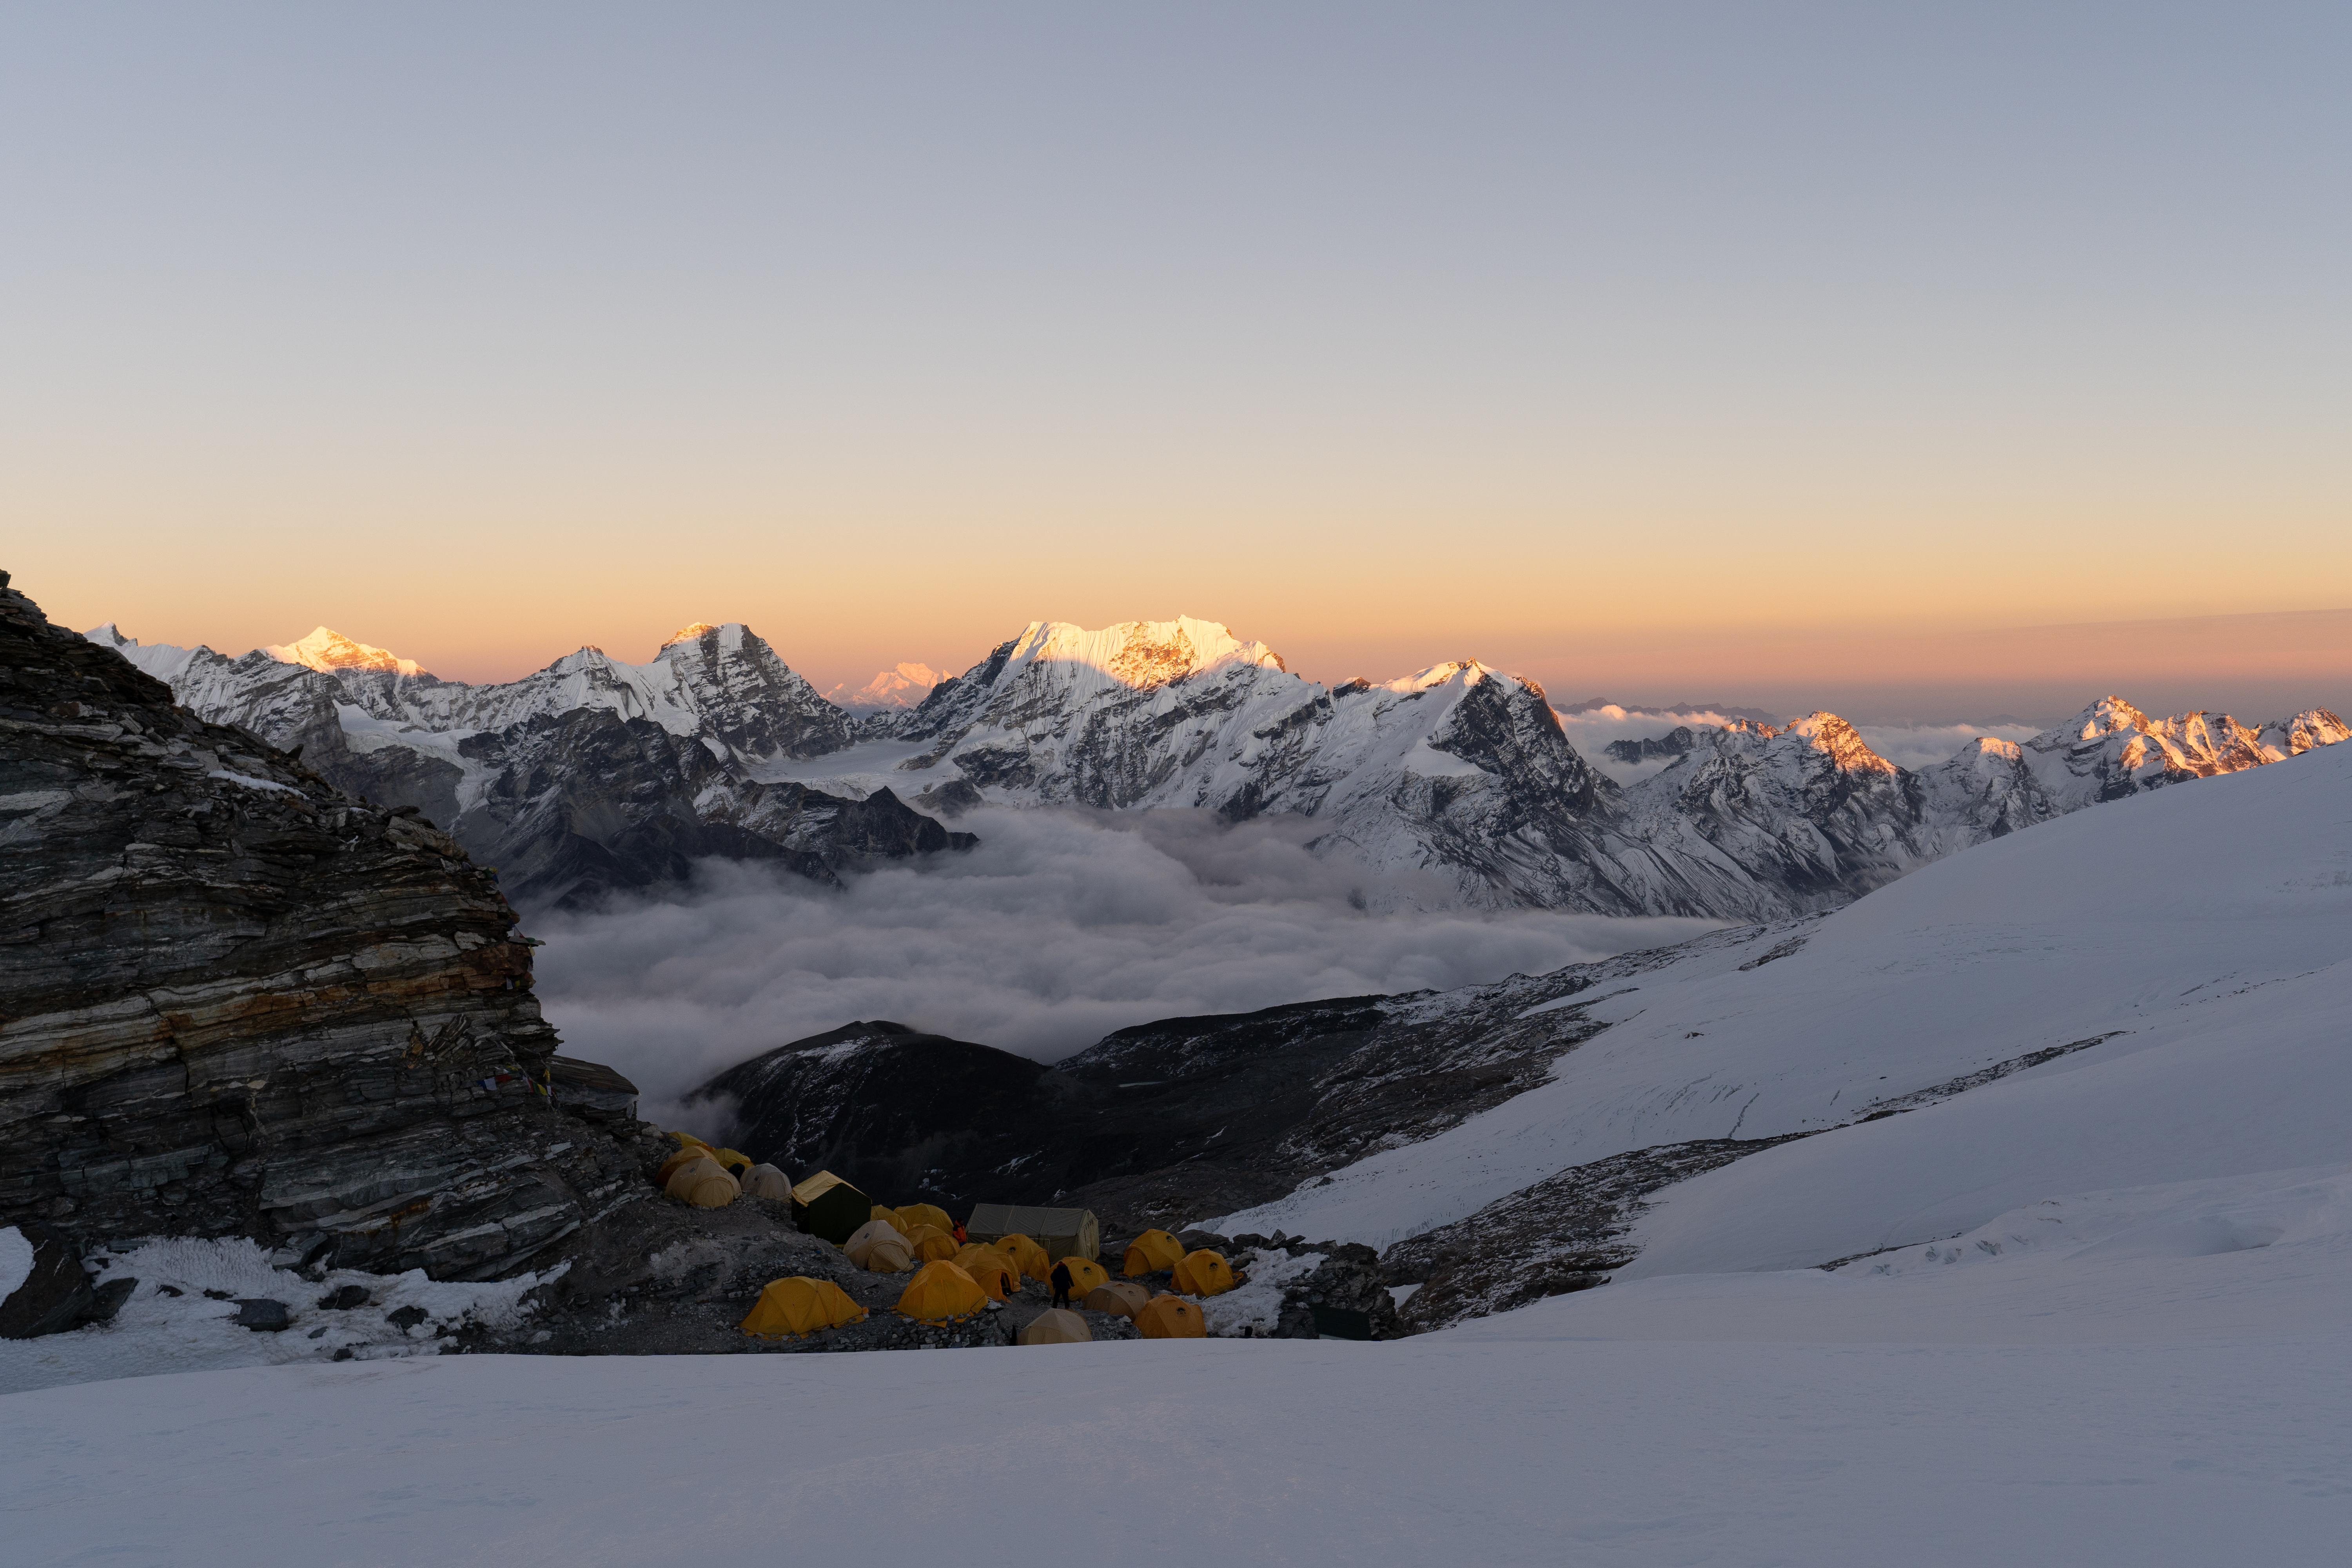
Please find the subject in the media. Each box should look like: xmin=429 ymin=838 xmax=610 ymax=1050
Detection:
xmin=0 ymin=570 xmax=648 ymax=1278
xmin=0 ymin=1219 xmax=97 ymax=1338
xmin=692 ymin=926 xmax=1797 ymax=1229
xmin=1603 ymin=726 xmax=1698 ymax=765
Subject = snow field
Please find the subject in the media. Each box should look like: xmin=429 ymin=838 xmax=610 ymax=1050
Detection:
xmin=1217 ymin=739 xmax=2352 ymax=1259
xmin=0 ymin=1236 xmax=563 ymax=1396
xmin=6 ymin=1307 xmax=2345 ymax=1566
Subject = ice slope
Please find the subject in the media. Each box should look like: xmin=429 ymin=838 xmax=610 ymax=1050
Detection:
xmin=7 ymin=1284 xmax=2346 ymax=1567
xmin=1213 ymin=737 xmax=2352 ymax=1253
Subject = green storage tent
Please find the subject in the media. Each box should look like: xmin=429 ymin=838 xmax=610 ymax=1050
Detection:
xmin=790 ymin=1170 xmax=874 ymax=1245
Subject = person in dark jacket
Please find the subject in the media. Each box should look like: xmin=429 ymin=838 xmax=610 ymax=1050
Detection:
xmin=1049 ymin=1260 xmax=1074 ymax=1309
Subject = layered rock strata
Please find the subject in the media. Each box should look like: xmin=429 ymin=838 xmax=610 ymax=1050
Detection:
xmin=0 ymin=571 xmax=647 ymax=1278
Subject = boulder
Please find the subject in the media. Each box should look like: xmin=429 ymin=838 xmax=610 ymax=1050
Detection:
xmin=0 ymin=1220 xmax=96 ymax=1339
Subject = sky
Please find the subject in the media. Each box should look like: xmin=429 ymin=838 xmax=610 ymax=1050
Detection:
xmin=4 ymin=4 xmax=2347 ymax=722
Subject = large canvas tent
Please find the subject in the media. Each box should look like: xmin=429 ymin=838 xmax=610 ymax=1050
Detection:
xmin=790 ymin=1170 xmax=874 ymax=1244
xmin=965 ymin=1204 xmax=1100 ymax=1262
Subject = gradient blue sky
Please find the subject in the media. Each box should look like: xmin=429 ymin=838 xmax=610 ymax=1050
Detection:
xmin=4 ymin=4 xmax=2347 ymax=720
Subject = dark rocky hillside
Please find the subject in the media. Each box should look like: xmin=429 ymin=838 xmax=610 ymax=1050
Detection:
xmin=691 ymin=931 xmax=1782 ymax=1229
xmin=0 ymin=570 xmax=655 ymax=1277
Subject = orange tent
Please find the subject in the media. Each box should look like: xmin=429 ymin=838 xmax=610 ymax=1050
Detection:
xmin=1172 ymin=1249 xmax=1236 ymax=1297
xmin=904 ymin=1224 xmax=960 ymax=1264
xmin=1046 ymin=1255 xmax=1109 ymax=1298
xmin=954 ymin=1244 xmax=1019 ymax=1299
xmin=1121 ymin=1229 xmax=1185 ymax=1276
xmin=897 ymin=1261 xmax=990 ymax=1322
xmin=895 ymin=1202 xmax=954 ymax=1238
xmin=1134 ymin=1294 xmax=1207 ymax=1339
xmin=739 ymin=1276 xmax=866 ymax=1338
xmin=991 ymin=1233 xmax=1051 ymax=1280
xmin=1082 ymin=1281 xmax=1150 ymax=1318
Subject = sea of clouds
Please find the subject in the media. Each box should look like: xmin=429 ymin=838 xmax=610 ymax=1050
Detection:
xmin=530 ymin=807 xmax=1718 ymax=1125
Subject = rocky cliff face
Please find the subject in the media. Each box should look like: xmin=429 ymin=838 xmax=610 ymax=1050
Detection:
xmin=2 ymin=573 xmax=651 ymax=1278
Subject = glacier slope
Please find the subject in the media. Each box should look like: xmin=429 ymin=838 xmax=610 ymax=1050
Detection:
xmin=1213 ymin=737 xmax=2352 ymax=1257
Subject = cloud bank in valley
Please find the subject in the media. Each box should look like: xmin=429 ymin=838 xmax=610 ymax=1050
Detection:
xmin=529 ymin=808 xmax=1719 ymax=1126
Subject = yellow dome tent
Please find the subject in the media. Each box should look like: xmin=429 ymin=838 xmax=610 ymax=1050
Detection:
xmin=664 ymin=1155 xmax=740 ymax=1208
xmin=790 ymin=1171 xmax=875 ymax=1245
xmin=991 ymin=1233 xmax=1051 ymax=1280
xmin=740 ymin=1164 xmax=793 ymax=1201
xmin=904 ymin=1224 xmax=960 ymax=1264
xmin=740 ymin=1276 xmax=866 ymax=1338
xmin=1172 ymin=1249 xmax=1236 ymax=1297
xmin=953 ymin=1244 xmax=1018 ymax=1299
xmin=709 ymin=1147 xmax=753 ymax=1175
xmin=895 ymin=1202 xmax=954 ymax=1238
xmin=1120 ymin=1229 xmax=1185 ymax=1276
xmin=897 ymin=1260 xmax=989 ymax=1322
xmin=1082 ymin=1281 xmax=1150 ymax=1318
xmin=655 ymin=1145 xmax=712 ymax=1188
xmin=844 ymin=1219 xmax=915 ymax=1273
xmin=668 ymin=1131 xmax=710 ymax=1150
xmin=1134 ymin=1294 xmax=1207 ymax=1339
xmin=1017 ymin=1308 xmax=1092 ymax=1345
xmin=1046 ymin=1255 xmax=1110 ymax=1298
xmin=871 ymin=1204 xmax=899 ymax=1226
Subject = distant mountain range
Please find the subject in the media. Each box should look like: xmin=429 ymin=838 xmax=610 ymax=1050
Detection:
xmin=86 ymin=614 xmax=2347 ymax=916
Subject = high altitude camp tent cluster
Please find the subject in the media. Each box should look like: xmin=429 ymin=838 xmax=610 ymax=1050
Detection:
xmin=651 ymin=1131 xmax=791 ymax=1210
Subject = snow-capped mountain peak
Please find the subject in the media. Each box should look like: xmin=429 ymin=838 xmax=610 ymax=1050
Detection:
xmin=1780 ymin=712 xmax=1898 ymax=774
xmin=264 ymin=626 xmax=428 ymax=679
xmin=826 ymin=664 xmax=945 ymax=714
xmin=1005 ymin=615 xmax=1288 ymax=691
xmin=661 ymin=621 xmax=719 ymax=649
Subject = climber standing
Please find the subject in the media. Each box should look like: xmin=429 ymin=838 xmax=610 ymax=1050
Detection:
xmin=1049 ymin=1258 xmax=1075 ymax=1309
